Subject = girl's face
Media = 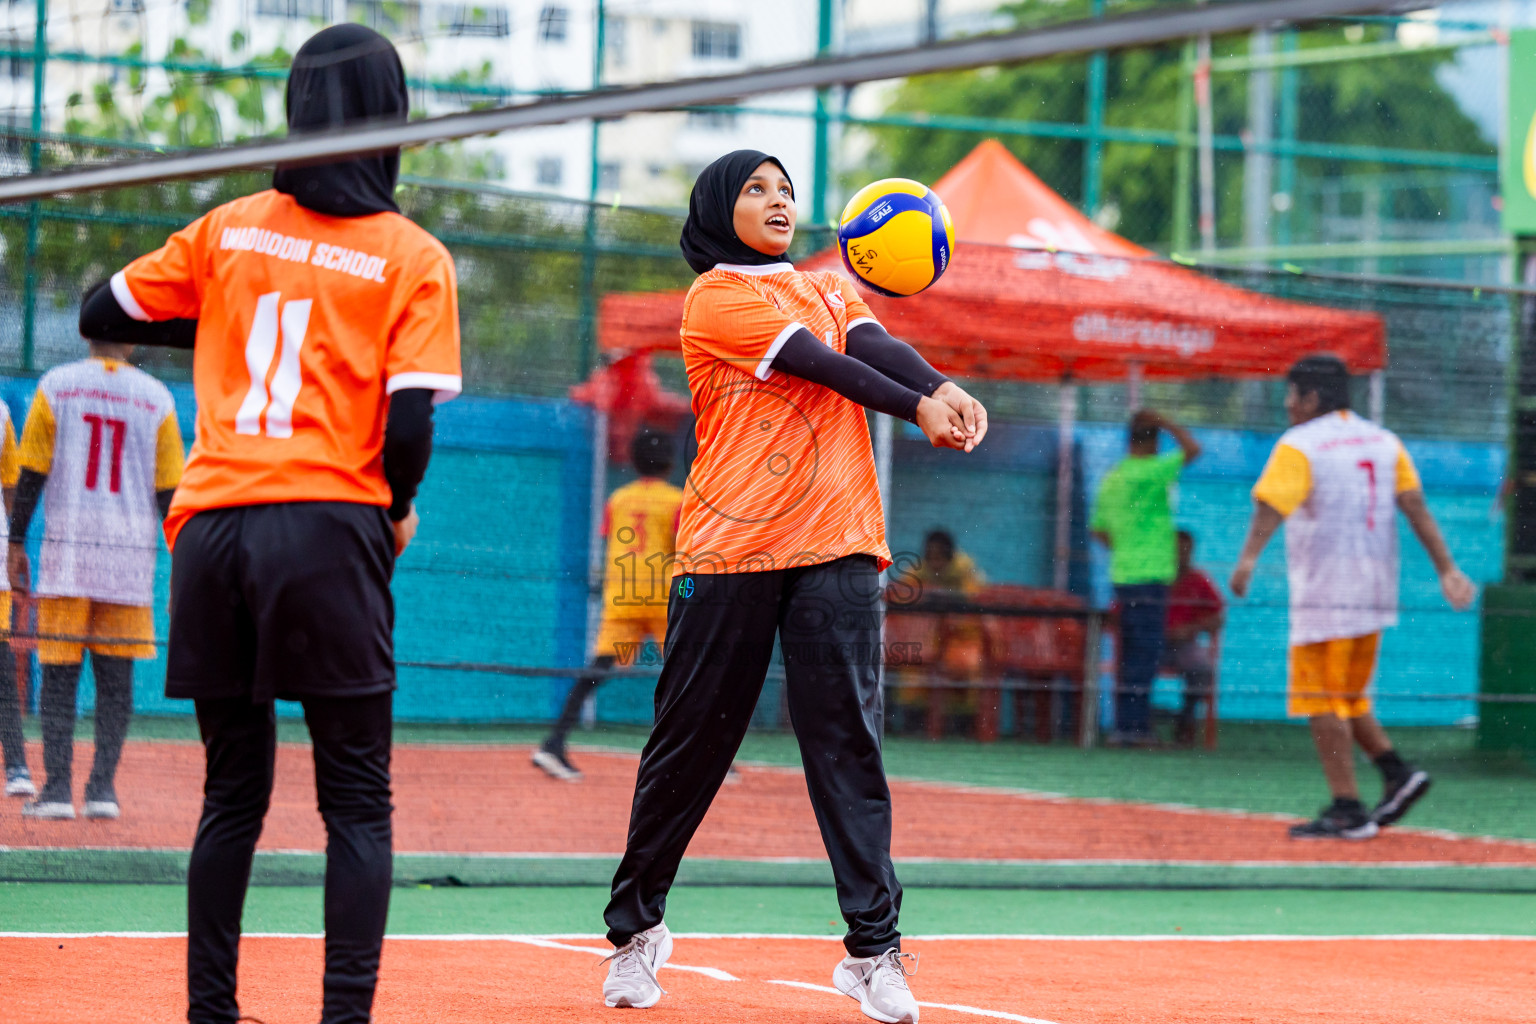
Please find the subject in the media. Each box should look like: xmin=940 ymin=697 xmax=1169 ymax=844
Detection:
xmin=732 ymin=161 xmax=795 ymax=257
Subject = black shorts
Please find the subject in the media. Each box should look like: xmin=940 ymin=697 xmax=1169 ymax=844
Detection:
xmin=166 ymin=502 xmax=397 ymax=703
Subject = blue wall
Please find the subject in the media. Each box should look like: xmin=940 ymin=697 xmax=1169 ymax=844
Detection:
xmin=887 ymin=419 xmax=1504 ymax=727
xmin=7 ymin=371 xmax=1499 ymax=728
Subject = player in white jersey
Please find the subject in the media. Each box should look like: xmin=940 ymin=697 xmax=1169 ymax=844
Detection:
xmin=1230 ymin=356 xmax=1475 ymax=840
xmin=0 ymin=400 xmax=30 ymax=797
xmin=9 ymin=333 xmax=184 ymax=820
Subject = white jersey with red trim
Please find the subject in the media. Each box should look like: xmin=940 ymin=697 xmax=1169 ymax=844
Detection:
xmin=35 ymin=359 xmax=177 ymax=604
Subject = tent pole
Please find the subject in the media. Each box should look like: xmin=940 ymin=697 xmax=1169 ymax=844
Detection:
xmin=1127 ymin=362 xmax=1143 ymax=409
xmin=1054 ymin=382 xmax=1078 ymax=592
xmin=1368 ymin=370 xmax=1385 ymax=424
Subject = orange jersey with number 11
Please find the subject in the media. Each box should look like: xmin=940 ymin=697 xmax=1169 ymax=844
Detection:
xmin=113 ymin=189 xmax=462 ymax=549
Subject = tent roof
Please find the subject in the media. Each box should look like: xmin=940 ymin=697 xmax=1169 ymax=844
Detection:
xmin=598 ymin=141 xmax=1385 ymax=382
xmin=932 ymin=139 xmax=1150 ymax=258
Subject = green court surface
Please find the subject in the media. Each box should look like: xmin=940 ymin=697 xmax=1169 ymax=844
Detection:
xmin=104 ymin=716 xmax=1536 ymax=841
xmin=3 ymin=883 xmax=1534 ymax=937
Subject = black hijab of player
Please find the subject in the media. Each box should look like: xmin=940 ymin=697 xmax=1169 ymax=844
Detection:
xmin=679 ymin=149 xmax=794 ymax=274
xmin=273 ymin=23 xmax=408 ymax=218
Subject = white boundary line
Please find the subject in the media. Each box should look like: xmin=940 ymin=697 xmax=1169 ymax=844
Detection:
xmin=3 ymin=931 xmax=1533 ymax=942
xmin=768 ymin=979 xmax=1067 ymax=1024
xmin=5 ymin=845 xmax=1533 ymax=870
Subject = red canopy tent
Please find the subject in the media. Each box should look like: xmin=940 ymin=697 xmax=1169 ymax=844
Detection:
xmin=589 ymin=140 xmax=1387 ymax=586
xmin=599 ymin=139 xmax=1385 ymax=382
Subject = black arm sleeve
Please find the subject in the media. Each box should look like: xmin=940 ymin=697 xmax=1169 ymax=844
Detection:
xmin=845 ymin=321 xmax=950 ymax=397
xmin=9 ymin=468 xmax=44 ymax=541
xmin=78 ymin=279 xmax=198 ymax=349
xmin=770 ymin=329 xmax=923 ymax=423
xmin=383 ymin=389 xmax=436 ymax=522
xmin=156 ymin=488 xmax=175 ymax=522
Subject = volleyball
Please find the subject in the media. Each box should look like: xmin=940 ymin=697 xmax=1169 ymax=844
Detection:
xmin=837 ymin=178 xmax=955 ymax=297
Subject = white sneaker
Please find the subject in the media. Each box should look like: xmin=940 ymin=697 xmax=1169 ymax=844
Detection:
xmin=22 ymin=799 xmax=75 ymax=820
xmin=83 ymin=800 xmax=120 ymax=820
xmin=602 ymin=922 xmax=672 ymax=1009
xmin=5 ymin=766 xmax=36 ymax=797
xmin=532 ymin=748 xmax=583 ymax=782
xmin=834 ymin=948 xmax=920 ymax=1024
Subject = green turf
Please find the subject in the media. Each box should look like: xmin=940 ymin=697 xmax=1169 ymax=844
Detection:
xmin=1 ymin=883 xmax=1533 ymax=936
xmin=48 ymin=716 xmax=1536 ymax=840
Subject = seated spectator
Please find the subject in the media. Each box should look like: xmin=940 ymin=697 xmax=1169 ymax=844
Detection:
xmin=915 ymin=530 xmax=985 ymax=600
xmin=1163 ymin=530 xmax=1224 ymax=746
xmin=889 ymin=531 xmax=987 ymax=736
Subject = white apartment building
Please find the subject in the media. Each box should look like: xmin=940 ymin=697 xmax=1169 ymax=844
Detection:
xmin=0 ymin=0 xmax=842 ymax=208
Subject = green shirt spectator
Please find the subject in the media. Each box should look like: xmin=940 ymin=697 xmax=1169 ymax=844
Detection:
xmin=1091 ymin=450 xmax=1186 ymax=585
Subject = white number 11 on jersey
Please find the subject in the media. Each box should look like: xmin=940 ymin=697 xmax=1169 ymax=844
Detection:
xmin=237 ymin=291 xmax=312 ymax=438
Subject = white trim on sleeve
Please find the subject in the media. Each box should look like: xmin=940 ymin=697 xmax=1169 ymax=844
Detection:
xmin=110 ymin=271 xmax=151 ymax=322
xmin=387 ymin=371 xmax=463 ymax=405
xmin=847 ymin=316 xmax=881 ymax=332
xmin=755 ymin=322 xmax=806 ymax=381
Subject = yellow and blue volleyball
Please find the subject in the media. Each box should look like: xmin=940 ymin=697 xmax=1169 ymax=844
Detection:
xmin=837 ymin=178 xmax=955 ymax=297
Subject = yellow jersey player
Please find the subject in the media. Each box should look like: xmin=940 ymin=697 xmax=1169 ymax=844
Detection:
xmin=534 ymin=428 xmax=682 ymax=781
xmin=10 ymin=337 xmax=183 ymax=820
xmin=1230 ymin=355 xmax=1475 ymax=839
xmin=0 ymin=400 xmax=29 ymax=797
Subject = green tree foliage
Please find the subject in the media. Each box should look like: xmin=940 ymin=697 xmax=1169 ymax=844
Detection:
xmin=863 ymin=10 xmax=1493 ymax=248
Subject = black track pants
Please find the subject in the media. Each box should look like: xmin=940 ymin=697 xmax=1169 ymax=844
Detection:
xmin=0 ymin=642 xmax=23 ymax=771
xmin=604 ymin=555 xmax=902 ymax=957
xmin=37 ymin=655 xmax=134 ymax=802
xmin=187 ymin=693 xmax=393 ymax=1024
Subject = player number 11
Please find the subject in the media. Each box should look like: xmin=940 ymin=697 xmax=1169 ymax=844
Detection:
xmin=82 ymin=413 xmax=126 ymax=493
xmin=237 ymin=291 xmax=313 ymax=438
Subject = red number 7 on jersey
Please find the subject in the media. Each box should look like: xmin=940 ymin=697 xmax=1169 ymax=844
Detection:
xmin=1357 ymin=459 xmax=1376 ymax=531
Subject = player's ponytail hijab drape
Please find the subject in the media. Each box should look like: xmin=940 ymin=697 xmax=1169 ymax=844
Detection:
xmin=680 ymin=150 xmax=794 ymax=274
xmin=273 ymin=23 xmax=408 ymax=218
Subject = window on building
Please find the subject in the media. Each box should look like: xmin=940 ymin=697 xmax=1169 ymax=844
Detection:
xmin=686 ymin=109 xmax=737 ymax=132
xmin=536 ymin=156 xmax=564 ymax=187
xmin=605 ymin=16 xmax=627 ymax=67
xmin=440 ymin=4 xmax=509 ymax=36
xmin=346 ymin=0 xmax=420 ymax=35
xmin=598 ymin=161 xmax=621 ymax=192
xmin=0 ymin=36 xmax=29 ymax=81
xmin=691 ymin=21 xmax=740 ymax=60
xmin=538 ymin=5 xmax=568 ymax=42
xmin=256 ymin=0 xmax=330 ymax=17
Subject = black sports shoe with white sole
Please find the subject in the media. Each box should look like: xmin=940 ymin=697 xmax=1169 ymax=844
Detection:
xmin=531 ymin=746 xmax=583 ymax=781
xmin=1372 ymin=769 xmax=1431 ymax=827
xmin=1288 ymin=799 xmax=1379 ymax=840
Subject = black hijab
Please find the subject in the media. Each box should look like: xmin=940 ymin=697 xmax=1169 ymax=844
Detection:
xmin=679 ymin=150 xmax=793 ymax=274
xmin=273 ymin=24 xmax=408 ymax=218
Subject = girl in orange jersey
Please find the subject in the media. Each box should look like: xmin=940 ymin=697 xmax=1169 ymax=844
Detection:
xmin=600 ymin=150 xmax=986 ymax=1024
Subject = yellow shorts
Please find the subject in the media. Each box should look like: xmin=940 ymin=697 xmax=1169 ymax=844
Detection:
xmin=593 ymin=615 xmax=668 ymax=663
xmin=37 ymin=597 xmax=156 ymax=664
xmin=1288 ymin=632 xmax=1380 ymax=719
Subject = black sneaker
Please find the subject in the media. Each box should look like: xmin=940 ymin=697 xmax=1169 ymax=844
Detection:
xmin=1372 ymin=769 xmax=1432 ymax=827
xmin=1288 ymin=800 xmax=1379 ymax=840
xmin=532 ymin=745 xmax=583 ymax=781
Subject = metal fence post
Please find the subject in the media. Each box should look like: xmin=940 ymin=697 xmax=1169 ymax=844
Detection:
xmin=578 ymin=0 xmax=605 ymax=380
xmin=1083 ymin=0 xmax=1106 ymax=217
xmin=21 ymin=0 xmax=47 ymax=372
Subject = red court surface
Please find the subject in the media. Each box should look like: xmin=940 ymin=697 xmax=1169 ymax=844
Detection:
xmin=2 ymin=740 xmax=1532 ymax=865
xmin=2 ymin=934 xmax=1531 ymax=1024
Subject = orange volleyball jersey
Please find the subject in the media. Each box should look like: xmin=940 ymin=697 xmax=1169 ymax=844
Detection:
xmin=600 ymin=477 xmax=684 ymax=618
xmin=112 ymin=189 xmax=462 ymax=548
xmin=675 ymin=262 xmax=890 ymax=575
